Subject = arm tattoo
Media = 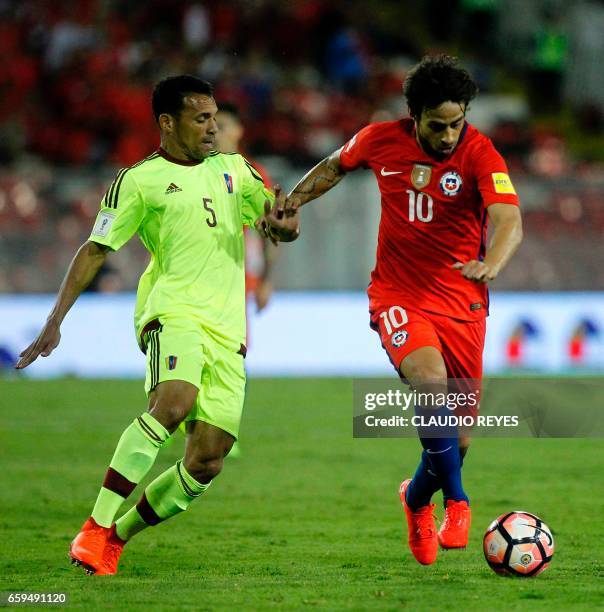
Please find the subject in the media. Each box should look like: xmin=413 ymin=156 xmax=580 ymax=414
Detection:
xmin=293 ymin=172 xmax=339 ymax=194
xmin=289 ymin=155 xmax=345 ymax=205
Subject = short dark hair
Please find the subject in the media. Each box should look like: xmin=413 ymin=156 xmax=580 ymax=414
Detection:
xmin=217 ymin=102 xmax=241 ymax=122
xmin=152 ymin=75 xmax=214 ymax=122
xmin=403 ymin=55 xmax=478 ymax=119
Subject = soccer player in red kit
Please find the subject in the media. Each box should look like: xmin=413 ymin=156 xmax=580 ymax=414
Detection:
xmin=286 ymin=55 xmax=523 ymax=565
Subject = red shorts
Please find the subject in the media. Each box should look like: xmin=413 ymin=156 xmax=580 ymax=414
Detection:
xmin=370 ymin=304 xmax=485 ymax=380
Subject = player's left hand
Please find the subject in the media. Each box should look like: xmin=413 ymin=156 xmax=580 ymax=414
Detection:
xmin=452 ymin=260 xmax=495 ymax=283
xmin=257 ymin=185 xmax=300 ymax=244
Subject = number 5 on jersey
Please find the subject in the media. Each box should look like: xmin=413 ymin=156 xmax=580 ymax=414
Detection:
xmin=203 ymin=197 xmax=217 ymax=227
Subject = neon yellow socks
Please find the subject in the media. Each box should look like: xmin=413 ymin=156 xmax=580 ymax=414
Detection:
xmin=91 ymin=413 xmax=169 ymax=527
xmin=115 ymin=460 xmax=210 ymax=541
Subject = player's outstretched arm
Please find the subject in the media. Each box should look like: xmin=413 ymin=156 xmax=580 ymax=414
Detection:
xmin=452 ymin=204 xmax=523 ymax=283
xmin=287 ymin=149 xmax=347 ymax=207
xmin=16 ymin=241 xmax=111 ymax=369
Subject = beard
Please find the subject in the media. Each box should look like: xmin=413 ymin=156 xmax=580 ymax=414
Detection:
xmin=417 ymin=132 xmax=453 ymax=160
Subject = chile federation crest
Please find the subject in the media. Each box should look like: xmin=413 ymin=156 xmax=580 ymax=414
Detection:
xmin=439 ymin=171 xmax=463 ymax=197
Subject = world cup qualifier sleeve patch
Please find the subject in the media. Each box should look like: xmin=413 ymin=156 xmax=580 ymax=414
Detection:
xmin=91 ymin=211 xmax=116 ymax=237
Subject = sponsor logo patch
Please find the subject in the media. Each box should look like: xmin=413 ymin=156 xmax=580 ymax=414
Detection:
xmin=492 ymin=172 xmax=516 ymax=194
xmin=165 ymin=355 xmax=178 ymax=370
xmin=165 ymin=182 xmax=182 ymax=194
xmin=381 ymin=167 xmax=403 ymax=176
xmin=439 ymin=171 xmax=463 ymax=197
xmin=391 ymin=330 xmax=408 ymax=347
xmin=411 ymin=164 xmax=432 ymax=189
xmin=91 ymin=211 xmax=116 ymax=237
xmin=470 ymin=302 xmax=483 ymax=311
xmin=224 ymin=173 xmax=233 ymax=193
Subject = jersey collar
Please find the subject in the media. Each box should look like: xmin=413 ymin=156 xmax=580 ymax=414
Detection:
xmin=157 ymin=147 xmax=204 ymax=166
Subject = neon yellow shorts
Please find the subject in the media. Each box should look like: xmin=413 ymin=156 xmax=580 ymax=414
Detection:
xmin=142 ymin=316 xmax=246 ymax=439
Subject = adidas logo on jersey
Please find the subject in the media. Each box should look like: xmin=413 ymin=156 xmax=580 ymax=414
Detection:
xmin=165 ymin=182 xmax=182 ymax=194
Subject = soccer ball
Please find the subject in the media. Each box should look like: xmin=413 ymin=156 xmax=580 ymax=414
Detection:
xmin=483 ymin=511 xmax=554 ymax=577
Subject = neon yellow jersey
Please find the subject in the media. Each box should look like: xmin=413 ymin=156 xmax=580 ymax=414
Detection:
xmin=89 ymin=149 xmax=272 ymax=351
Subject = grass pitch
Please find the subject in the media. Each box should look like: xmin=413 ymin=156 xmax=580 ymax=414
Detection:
xmin=1 ymin=378 xmax=602 ymax=611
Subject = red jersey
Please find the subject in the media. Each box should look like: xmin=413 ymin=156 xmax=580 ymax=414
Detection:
xmin=339 ymin=118 xmax=519 ymax=321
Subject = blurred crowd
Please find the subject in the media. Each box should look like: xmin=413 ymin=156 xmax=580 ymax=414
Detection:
xmin=0 ymin=0 xmax=603 ymax=292
xmin=1 ymin=0 xmax=409 ymax=166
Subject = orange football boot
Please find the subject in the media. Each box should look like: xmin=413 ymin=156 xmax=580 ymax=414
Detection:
xmin=95 ymin=525 xmax=126 ymax=575
xmin=399 ymin=479 xmax=438 ymax=565
xmin=438 ymin=499 xmax=471 ymax=549
xmin=69 ymin=517 xmax=110 ymax=574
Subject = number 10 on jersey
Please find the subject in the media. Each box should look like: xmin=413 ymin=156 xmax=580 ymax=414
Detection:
xmin=406 ymin=190 xmax=433 ymax=223
xmin=379 ymin=306 xmax=408 ymax=335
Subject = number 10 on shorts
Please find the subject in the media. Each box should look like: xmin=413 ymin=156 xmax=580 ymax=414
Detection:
xmin=379 ymin=306 xmax=408 ymax=335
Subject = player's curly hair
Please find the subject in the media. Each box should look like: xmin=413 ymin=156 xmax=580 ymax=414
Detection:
xmin=152 ymin=75 xmax=214 ymax=122
xmin=403 ymin=55 xmax=478 ymax=119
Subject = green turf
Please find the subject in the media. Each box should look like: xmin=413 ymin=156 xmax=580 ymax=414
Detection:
xmin=0 ymin=378 xmax=602 ymax=611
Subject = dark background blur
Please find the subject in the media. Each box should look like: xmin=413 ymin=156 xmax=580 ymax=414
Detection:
xmin=1 ymin=0 xmax=603 ymax=293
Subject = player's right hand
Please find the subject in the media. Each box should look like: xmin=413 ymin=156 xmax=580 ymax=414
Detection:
xmin=15 ymin=320 xmax=61 ymax=369
xmin=452 ymin=260 xmax=494 ymax=283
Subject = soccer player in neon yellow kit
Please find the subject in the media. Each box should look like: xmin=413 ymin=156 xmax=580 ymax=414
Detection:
xmin=16 ymin=75 xmax=300 ymax=575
